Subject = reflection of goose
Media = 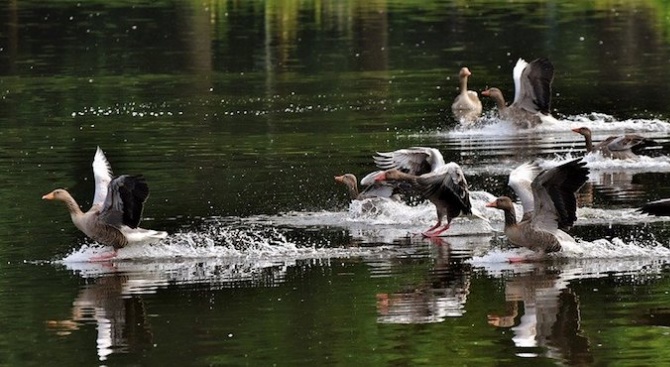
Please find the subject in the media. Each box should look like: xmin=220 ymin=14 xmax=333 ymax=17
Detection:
xmin=46 ymin=273 xmax=153 ymax=361
xmin=373 ymin=147 xmax=473 ymax=236
xmin=486 ymin=159 xmax=589 ymax=260
xmin=639 ymin=199 xmax=670 ymax=216
xmin=334 ymin=172 xmax=408 ymax=201
xmin=487 ymin=266 xmax=592 ymax=363
xmin=42 ymin=147 xmax=167 ymax=260
xmin=482 ymin=57 xmax=554 ymax=128
xmin=572 ymin=127 xmax=659 ymax=159
xmin=376 ymin=238 xmax=471 ymax=324
xmin=451 ymin=67 xmax=482 ymax=123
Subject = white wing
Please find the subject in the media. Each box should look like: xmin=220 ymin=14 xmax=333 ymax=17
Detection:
xmin=508 ymin=161 xmax=542 ymax=216
xmin=92 ymin=146 xmax=113 ymax=206
xmin=373 ymin=147 xmax=445 ymax=175
xmin=512 ymin=58 xmax=528 ymax=104
xmin=360 ymin=170 xmax=383 ymax=186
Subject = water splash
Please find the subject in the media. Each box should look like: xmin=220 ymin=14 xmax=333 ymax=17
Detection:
xmin=58 ymin=222 xmax=394 ymax=267
xmin=470 ymin=236 xmax=670 ymax=267
xmin=445 ymin=113 xmax=670 ymax=138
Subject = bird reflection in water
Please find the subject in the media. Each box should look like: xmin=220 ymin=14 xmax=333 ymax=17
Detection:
xmin=487 ymin=265 xmax=592 ymax=364
xmin=376 ymin=237 xmax=471 ymax=324
xmin=46 ymin=272 xmax=153 ymax=361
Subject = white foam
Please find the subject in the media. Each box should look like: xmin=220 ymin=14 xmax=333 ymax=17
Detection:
xmin=58 ymin=223 xmax=395 ymax=268
xmin=445 ymin=113 xmax=670 ymax=138
xmin=470 ymin=236 xmax=670 ymax=267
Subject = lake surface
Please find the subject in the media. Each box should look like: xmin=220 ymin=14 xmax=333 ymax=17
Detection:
xmin=3 ymin=0 xmax=670 ymax=365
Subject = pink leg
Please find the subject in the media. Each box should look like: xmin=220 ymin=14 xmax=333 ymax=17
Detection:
xmin=421 ymin=222 xmax=442 ymax=237
xmin=89 ymin=249 xmax=118 ymax=262
xmin=428 ymin=223 xmax=451 ymax=237
xmin=507 ymin=252 xmax=546 ymax=263
xmin=507 ymin=256 xmax=527 ymax=263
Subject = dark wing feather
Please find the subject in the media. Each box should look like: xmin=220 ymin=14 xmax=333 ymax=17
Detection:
xmin=515 ymin=57 xmax=554 ymax=114
xmin=531 ymin=158 xmax=589 ymax=231
xmin=417 ymin=164 xmax=472 ymax=216
xmin=607 ymin=134 xmax=659 ymax=153
xmin=100 ymin=175 xmax=149 ymax=228
xmin=639 ymin=199 xmax=670 ymax=217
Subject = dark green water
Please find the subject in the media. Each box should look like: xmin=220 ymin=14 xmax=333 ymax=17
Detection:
xmin=3 ymin=0 xmax=670 ymax=365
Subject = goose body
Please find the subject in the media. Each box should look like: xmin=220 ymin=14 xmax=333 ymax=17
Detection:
xmin=43 ymin=147 xmax=167 ymax=256
xmin=373 ymin=147 xmax=473 ymax=236
xmin=486 ymin=159 xmax=589 ymax=259
xmin=572 ymin=127 xmax=659 ymax=160
xmin=451 ymin=67 xmax=482 ymax=123
xmin=482 ymin=58 xmax=555 ymax=128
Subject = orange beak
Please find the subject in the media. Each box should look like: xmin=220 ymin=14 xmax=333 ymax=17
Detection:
xmin=374 ymin=172 xmax=386 ymax=182
xmin=334 ymin=175 xmax=344 ymax=183
xmin=571 ymin=128 xmax=580 ymax=133
xmin=485 ymin=200 xmax=497 ymax=208
xmin=42 ymin=192 xmax=55 ymax=200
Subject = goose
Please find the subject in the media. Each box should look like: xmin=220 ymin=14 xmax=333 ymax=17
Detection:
xmin=571 ymin=127 xmax=659 ymax=159
xmin=42 ymin=147 xmax=167 ymax=260
xmin=639 ymin=199 xmax=670 ymax=217
xmin=334 ymin=171 xmax=409 ymax=201
xmin=372 ymin=147 xmax=474 ymax=236
xmin=481 ymin=57 xmax=555 ymax=128
xmin=486 ymin=158 xmax=589 ymax=261
xmin=451 ymin=67 xmax=482 ymax=123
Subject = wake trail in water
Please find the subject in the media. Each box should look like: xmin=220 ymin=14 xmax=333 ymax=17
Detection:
xmin=58 ymin=222 xmax=395 ymax=265
xmin=445 ymin=112 xmax=670 ymax=138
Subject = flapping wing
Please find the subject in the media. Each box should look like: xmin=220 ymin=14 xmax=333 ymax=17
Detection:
xmin=418 ymin=163 xmax=472 ymax=215
xmin=530 ymin=158 xmax=589 ymax=231
xmin=358 ymin=184 xmax=395 ymax=199
xmin=639 ymin=199 xmax=670 ymax=217
xmin=513 ymin=57 xmax=554 ymax=114
xmin=512 ymin=58 xmax=528 ymax=104
xmin=99 ymin=175 xmax=149 ymax=229
xmin=92 ymin=146 xmax=113 ymax=206
xmin=360 ymin=170 xmax=414 ymax=199
xmin=508 ymin=161 xmax=542 ymax=217
xmin=374 ymin=147 xmax=443 ymax=176
xmin=606 ymin=134 xmax=658 ymax=153
xmin=360 ymin=170 xmax=382 ymax=186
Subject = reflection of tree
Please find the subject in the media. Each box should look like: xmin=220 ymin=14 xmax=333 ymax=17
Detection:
xmin=376 ymin=237 xmax=471 ymax=324
xmin=46 ymin=273 xmax=153 ymax=362
xmin=487 ymin=266 xmax=592 ymax=364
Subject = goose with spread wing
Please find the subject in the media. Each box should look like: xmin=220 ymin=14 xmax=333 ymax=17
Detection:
xmin=486 ymin=158 xmax=589 ymax=260
xmin=572 ymin=127 xmax=659 ymax=160
xmin=42 ymin=147 xmax=167 ymax=260
xmin=451 ymin=67 xmax=482 ymax=123
xmin=481 ymin=57 xmax=555 ymax=128
xmin=372 ymin=147 xmax=474 ymax=236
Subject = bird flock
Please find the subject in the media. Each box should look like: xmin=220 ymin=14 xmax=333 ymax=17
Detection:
xmin=43 ymin=57 xmax=669 ymax=263
xmin=335 ymin=57 xmax=669 ymax=261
